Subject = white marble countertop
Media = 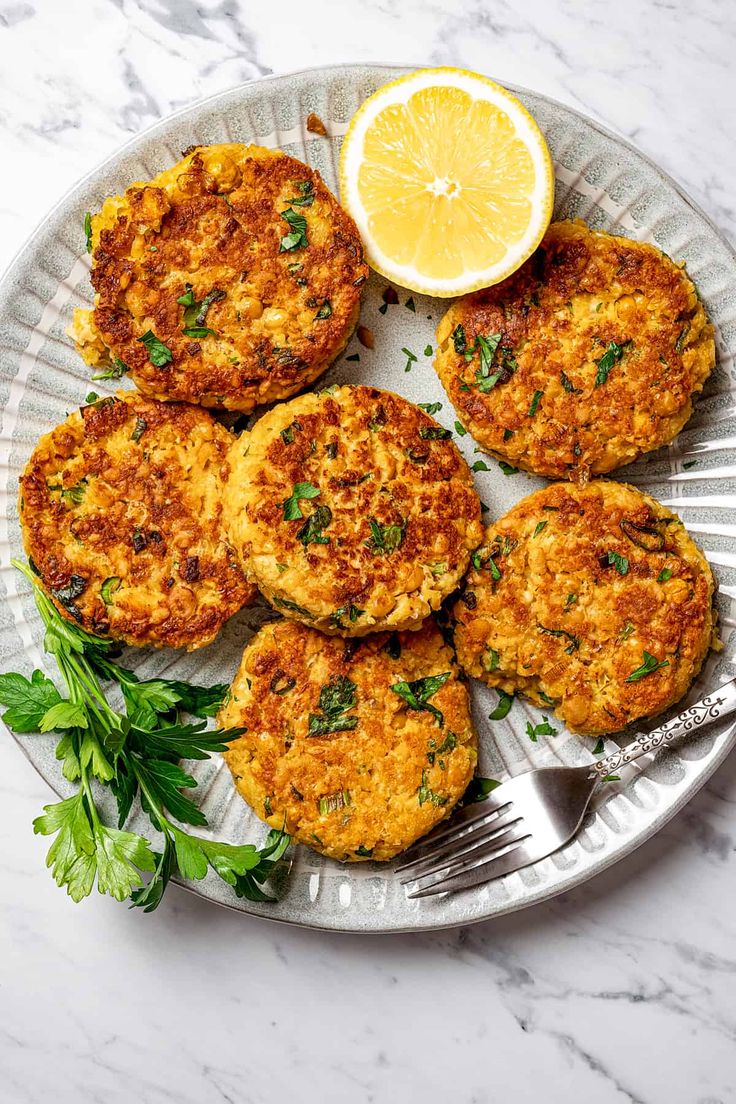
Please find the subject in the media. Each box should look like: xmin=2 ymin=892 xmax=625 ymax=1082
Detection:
xmin=1 ymin=2 xmax=735 ymax=1102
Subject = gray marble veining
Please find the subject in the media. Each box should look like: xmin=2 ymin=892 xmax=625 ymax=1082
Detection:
xmin=0 ymin=3 xmax=735 ymax=1103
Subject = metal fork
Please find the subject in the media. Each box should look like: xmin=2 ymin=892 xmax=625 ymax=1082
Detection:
xmin=399 ymin=677 xmax=736 ymax=898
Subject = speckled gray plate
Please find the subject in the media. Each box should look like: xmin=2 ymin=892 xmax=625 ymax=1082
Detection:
xmin=2 ymin=64 xmax=735 ymax=932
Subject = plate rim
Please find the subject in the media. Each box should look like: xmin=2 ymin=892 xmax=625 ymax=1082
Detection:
xmin=2 ymin=61 xmax=735 ymax=933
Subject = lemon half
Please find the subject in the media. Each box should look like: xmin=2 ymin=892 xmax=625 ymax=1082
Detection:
xmin=339 ymin=67 xmax=554 ymax=297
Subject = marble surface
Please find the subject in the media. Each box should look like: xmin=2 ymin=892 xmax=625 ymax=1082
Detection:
xmin=1 ymin=2 xmax=735 ymax=1102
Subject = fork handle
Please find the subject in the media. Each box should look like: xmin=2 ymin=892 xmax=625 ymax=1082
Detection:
xmin=591 ymin=677 xmax=736 ymax=779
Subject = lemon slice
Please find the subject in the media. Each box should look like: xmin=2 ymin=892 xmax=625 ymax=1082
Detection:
xmin=339 ymin=67 xmax=554 ymax=297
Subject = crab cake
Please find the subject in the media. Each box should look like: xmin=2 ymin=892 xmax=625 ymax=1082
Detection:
xmin=453 ymin=481 xmax=717 ymax=736
xmin=70 ymin=143 xmax=368 ymax=413
xmin=225 ymin=384 xmax=484 ymax=635
xmin=219 ymin=617 xmax=477 ymax=861
xmin=435 ymin=220 xmax=715 ymax=481
xmin=19 ymin=392 xmax=255 ymax=650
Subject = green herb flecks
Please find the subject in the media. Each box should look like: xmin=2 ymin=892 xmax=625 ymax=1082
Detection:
xmin=314 ymin=300 xmax=332 ymax=320
xmin=594 ymin=340 xmax=630 ymax=388
xmin=489 ymin=690 xmax=514 ymax=721
xmin=499 ymin=461 xmax=519 ymax=475
xmin=402 ymin=347 xmax=418 ymax=372
xmin=625 ymin=650 xmax=670 ymax=682
xmin=138 ymin=330 xmax=173 ymax=367
xmin=296 ymin=504 xmax=332 ymax=547
xmin=84 ymin=212 xmax=93 ymax=252
xmin=527 ymin=389 xmax=543 ymax=417
xmin=282 ymin=481 xmax=321 ymax=521
xmin=452 ymin=324 xmax=467 ymax=355
xmin=606 ymin=550 xmax=629 ymax=576
xmin=532 ymin=521 xmax=547 ymax=539
xmin=271 ymin=595 xmax=315 ymax=619
xmin=592 ymin=737 xmax=606 ymax=756
xmin=100 ymin=577 xmax=121 ymax=606
xmin=418 ymin=402 xmax=443 ymax=415
xmin=391 ymin=672 xmax=451 ymax=728
xmin=308 ymin=675 xmax=359 ymax=738
xmin=420 ymin=425 xmax=452 ymax=440
xmin=461 ymin=777 xmax=501 ymax=805
xmin=658 ymin=567 xmax=673 ymax=583
xmin=279 ymin=207 xmax=309 ymax=251
xmin=287 ymin=180 xmax=315 ymax=207
xmin=560 ymin=370 xmax=582 ymax=394
xmin=454 ymin=420 xmax=467 ymax=436
xmin=131 ymin=417 xmax=147 ymax=443
xmin=538 ymin=624 xmax=580 ymax=654
xmin=525 ymin=716 xmax=556 ymax=742
xmin=417 ymin=769 xmax=448 ymax=807
xmin=330 ymin=604 xmax=364 ymax=628
xmin=92 ymin=357 xmax=129 ymax=382
xmin=365 ymin=517 xmax=406 ymax=555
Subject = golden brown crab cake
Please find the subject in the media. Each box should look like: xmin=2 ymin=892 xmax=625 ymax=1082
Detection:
xmin=19 ymin=392 xmax=255 ymax=650
xmin=70 ymin=143 xmax=368 ymax=412
xmin=453 ymin=481 xmax=717 ymax=736
xmin=434 ymin=220 xmax=715 ymax=481
xmin=219 ymin=617 xmax=477 ymax=862
xmin=224 ymin=384 xmax=484 ymax=635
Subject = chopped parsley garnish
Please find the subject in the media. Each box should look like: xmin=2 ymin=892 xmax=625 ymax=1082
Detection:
xmin=131 ymin=417 xmax=147 ymax=443
xmin=488 ymin=690 xmax=513 ymax=721
xmin=606 ymin=550 xmax=629 ymax=576
xmin=84 ymin=212 xmax=93 ymax=252
xmin=330 ymin=604 xmax=364 ymax=628
xmin=527 ymin=389 xmax=543 ymax=417
xmin=177 ymin=285 xmax=225 ymax=338
xmin=296 ymin=504 xmax=332 ymax=547
xmin=461 ymin=777 xmax=501 ymax=804
xmin=658 ymin=567 xmax=673 ymax=582
xmin=365 ymin=517 xmax=406 ymax=554
xmin=319 ymin=791 xmax=351 ymax=815
xmin=675 ymin=324 xmax=690 ymax=354
xmin=85 ymin=392 xmax=99 ymax=404
xmin=538 ymin=624 xmax=580 ymax=654
xmin=288 ymin=180 xmax=315 ymax=207
xmin=282 ymin=481 xmax=320 ymax=521
xmin=418 ymin=402 xmax=443 ymax=415
xmin=138 ymin=330 xmax=173 ymax=367
xmin=619 ymin=620 xmax=635 ymax=641
xmin=526 ymin=716 xmax=556 ymax=742
xmin=481 ymin=648 xmax=500 ymax=672
xmin=417 ymin=770 xmax=448 ymax=807
xmin=355 ymin=845 xmax=373 ymax=857
xmin=499 ymin=461 xmax=519 ymax=475
xmin=308 ymin=675 xmax=358 ymax=737
xmin=391 ymin=672 xmax=451 ymax=728
xmin=279 ymin=207 xmax=309 ymax=251
xmin=454 ymin=420 xmax=467 ymax=436
xmin=402 ymin=347 xmax=418 ymax=372
xmin=592 ymin=737 xmax=606 ymax=756
xmin=452 ymin=324 xmax=467 ymax=355
xmin=314 ymin=300 xmax=332 ymax=320
xmin=60 ymin=480 xmax=87 ymax=505
xmin=100 ymin=577 xmax=121 ymax=605
xmin=594 ymin=340 xmax=630 ymax=387
xmin=683 ymin=460 xmax=697 ymax=470
xmin=532 ymin=521 xmax=547 ymax=539
xmin=559 ymin=370 xmax=582 ymax=394
xmin=420 ymin=425 xmax=452 ymax=440
xmin=471 ymin=459 xmax=491 ymax=473
xmin=92 ymin=357 xmax=129 ymax=381
xmin=625 ymin=651 xmax=669 ymax=682
xmin=272 ymin=595 xmax=314 ymax=619
xmin=424 ymin=344 xmax=433 ymax=356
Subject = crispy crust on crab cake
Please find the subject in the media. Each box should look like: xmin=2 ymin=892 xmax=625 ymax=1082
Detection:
xmin=19 ymin=392 xmax=255 ymax=650
xmin=434 ymin=220 xmax=715 ymax=481
xmin=69 ymin=143 xmax=368 ymax=412
xmin=224 ymin=384 xmax=484 ymax=635
xmin=453 ymin=481 xmax=717 ymax=736
xmin=219 ymin=617 xmax=477 ymax=862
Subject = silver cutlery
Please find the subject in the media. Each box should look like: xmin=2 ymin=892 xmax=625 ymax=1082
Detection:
xmin=399 ymin=677 xmax=736 ymax=898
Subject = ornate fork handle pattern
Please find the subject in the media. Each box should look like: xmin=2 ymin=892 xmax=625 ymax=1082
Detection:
xmin=592 ymin=679 xmax=736 ymax=779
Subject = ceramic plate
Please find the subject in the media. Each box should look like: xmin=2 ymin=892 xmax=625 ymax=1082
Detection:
xmin=2 ymin=64 xmax=735 ymax=933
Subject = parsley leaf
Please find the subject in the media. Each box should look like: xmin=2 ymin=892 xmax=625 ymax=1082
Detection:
xmin=488 ymin=690 xmax=514 ymax=721
xmin=279 ymin=208 xmax=308 ymax=251
xmin=417 ymin=769 xmax=448 ymax=807
xmin=594 ymin=340 xmax=629 ymax=387
xmin=84 ymin=212 xmax=93 ymax=252
xmin=525 ymin=716 xmax=557 ymax=742
xmin=528 ymin=389 xmax=543 ymax=417
xmin=625 ymin=651 xmax=670 ymax=682
xmin=282 ymin=481 xmax=321 ymax=521
xmin=365 ymin=517 xmax=406 ymax=554
xmin=452 ymin=324 xmax=467 ymax=354
xmin=138 ymin=330 xmax=173 ymax=367
xmin=288 ymin=180 xmax=315 ymax=207
xmin=418 ymin=402 xmax=443 ymax=415
xmin=391 ymin=672 xmax=451 ymax=727
xmin=308 ymin=675 xmax=359 ymax=737
xmin=606 ymin=550 xmax=629 ymax=575
xmin=92 ymin=357 xmax=129 ymax=382
xmin=419 ymin=425 xmax=451 ymax=440
xmin=461 ymin=777 xmax=501 ymax=804
xmin=296 ymin=504 xmax=332 ymax=546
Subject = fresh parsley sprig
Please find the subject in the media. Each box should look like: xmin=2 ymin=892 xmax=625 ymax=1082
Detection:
xmin=0 ymin=560 xmax=289 ymax=911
